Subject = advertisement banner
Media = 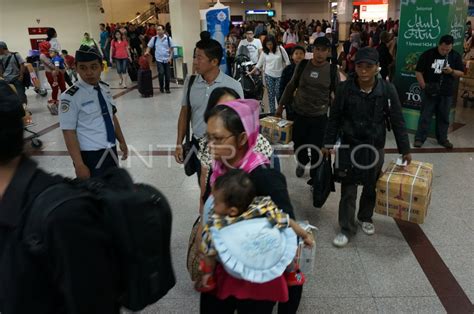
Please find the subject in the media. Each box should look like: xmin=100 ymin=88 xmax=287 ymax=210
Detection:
xmin=206 ymin=6 xmax=230 ymax=74
xmin=394 ymin=0 xmax=467 ymax=131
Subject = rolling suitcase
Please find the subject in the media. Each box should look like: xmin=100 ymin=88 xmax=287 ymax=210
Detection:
xmin=137 ymin=69 xmax=153 ymax=97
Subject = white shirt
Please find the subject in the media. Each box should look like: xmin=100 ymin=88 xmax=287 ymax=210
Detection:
xmin=311 ymin=32 xmax=326 ymax=39
xmin=60 ymin=79 xmax=117 ymax=151
xmin=256 ymin=46 xmax=291 ymax=78
xmin=237 ymin=38 xmax=263 ymax=64
xmin=283 ymin=31 xmax=298 ymax=45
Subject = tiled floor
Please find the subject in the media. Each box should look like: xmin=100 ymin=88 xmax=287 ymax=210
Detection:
xmin=25 ymin=68 xmax=474 ymax=313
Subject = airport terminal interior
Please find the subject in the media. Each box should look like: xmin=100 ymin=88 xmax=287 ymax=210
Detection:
xmin=0 ymin=0 xmax=473 ymax=313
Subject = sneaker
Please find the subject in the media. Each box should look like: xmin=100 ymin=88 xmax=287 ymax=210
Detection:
xmin=438 ymin=140 xmax=453 ymax=149
xmin=285 ymin=269 xmax=305 ymax=286
xmin=413 ymin=140 xmax=423 ymax=148
xmin=160 ymin=88 xmax=164 ymax=93
xmin=295 ymin=165 xmax=305 ymax=177
xmin=165 ymin=90 xmax=171 ymax=94
xmin=333 ymin=233 xmax=349 ymax=247
xmin=359 ymin=221 xmax=375 ymax=235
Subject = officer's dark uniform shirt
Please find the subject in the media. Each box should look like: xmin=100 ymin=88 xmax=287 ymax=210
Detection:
xmin=59 ymin=79 xmax=117 ymax=151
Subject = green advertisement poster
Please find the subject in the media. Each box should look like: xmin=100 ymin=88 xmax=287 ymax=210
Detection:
xmin=394 ymin=0 xmax=468 ymax=131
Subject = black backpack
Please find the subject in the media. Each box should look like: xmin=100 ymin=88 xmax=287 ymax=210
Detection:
xmin=22 ymin=167 xmax=175 ymax=311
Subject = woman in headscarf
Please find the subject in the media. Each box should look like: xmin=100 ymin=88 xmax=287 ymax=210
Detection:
xmin=200 ymin=98 xmax=303 ymax=314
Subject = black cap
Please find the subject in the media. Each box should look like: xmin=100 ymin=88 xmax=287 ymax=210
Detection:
xmin=313 ymin=36 xmax=331 ymax=48
xmin=355 ymin=47 xmax=379 ymax=65
xmin=75 ymin=45 xmax=102 ymax=62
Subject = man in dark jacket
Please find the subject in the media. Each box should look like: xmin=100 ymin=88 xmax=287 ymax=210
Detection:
xmin=323 ymin=47 xmax=412 ymax=248
xmin=0 ymin=81 xmax=120 ymax=313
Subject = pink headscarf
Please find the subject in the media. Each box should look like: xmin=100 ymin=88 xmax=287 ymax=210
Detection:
xmin=210 ymin=99 xmax=270 ymax=186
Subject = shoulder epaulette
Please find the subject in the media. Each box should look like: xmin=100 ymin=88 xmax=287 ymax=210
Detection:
xmin=65 ymin=85 xmax=79 ymax=96
xmin=99 ymin=80 xmax=109 ymax=87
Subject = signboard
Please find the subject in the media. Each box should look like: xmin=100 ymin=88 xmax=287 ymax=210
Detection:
xmin=245 ymin=10 xmax=275 ymax=16
xmin=394 ymin=0 xmax=467 ymax=131
xmin=359 ymin=4 xmax=389 ymax=21
xmin=353 ymin=0 xmax=388 ymax=5
xmin=206 ymin=5 xmax=230 ymax=74
xmin=28 ymin=27 xmax=50 ymax=35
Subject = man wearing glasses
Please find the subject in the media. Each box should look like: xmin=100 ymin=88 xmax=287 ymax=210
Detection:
xmin=237 ymin=29 xmax=263 ymax=65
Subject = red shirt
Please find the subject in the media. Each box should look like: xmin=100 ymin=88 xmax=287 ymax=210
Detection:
xmin=211 ymin=264 xmax=289 ymax=302
xmin=146 ymin=28 xmax=157 ymax=38
xmin=111 ymin=40 xmax=129 ymax=59
xmin=64 ymin=55 xmax=75 ymax=68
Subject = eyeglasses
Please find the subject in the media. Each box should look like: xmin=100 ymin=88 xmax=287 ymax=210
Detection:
xmin=205 ymin=133 xmax=235 ymax=145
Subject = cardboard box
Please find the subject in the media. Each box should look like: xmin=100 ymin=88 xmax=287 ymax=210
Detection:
xmin=465 ymin=60 xmax=474 ymax=78
xmin=459 ymin=77 xmax=474 ymax=98
xmin=259 ymin=116 xmax=293 ymax=144
xmin=375 ymin=160 xmax=433 ymax=224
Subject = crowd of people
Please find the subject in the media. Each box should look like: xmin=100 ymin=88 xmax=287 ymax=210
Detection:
xmin=0 ymin=13 xmax=468 ymax=314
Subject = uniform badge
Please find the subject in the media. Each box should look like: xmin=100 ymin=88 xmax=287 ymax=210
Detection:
xmin=61 ymin=101 xmax=70 ymax=113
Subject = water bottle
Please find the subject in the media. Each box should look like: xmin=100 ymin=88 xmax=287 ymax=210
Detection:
xmin=296 ymin=221 xmax=317 ymax=275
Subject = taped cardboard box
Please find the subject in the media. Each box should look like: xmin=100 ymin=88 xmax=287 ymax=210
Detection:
xmin=260 ymin=116 xmax=293 ymax=144
xmin=375 ymin=160 xmax=433 ymax=224
xmin=465 ymin=60 xmax=474 ymax=78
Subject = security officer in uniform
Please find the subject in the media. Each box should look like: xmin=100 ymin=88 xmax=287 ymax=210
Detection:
xmin=60 ymin=45 xmax=128 ymax=179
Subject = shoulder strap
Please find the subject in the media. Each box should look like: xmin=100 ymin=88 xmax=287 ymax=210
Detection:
xmin=185 ymin=75 xmax=197 ymax=143
xmin=13 ymin=53 xmax=21 ymax=68
xmin=167 ymin=36 xmax=171 ymax=48
xmin=2 ymin=54 xmax=13 ymax=70
xmin=330 ymin=63 xmax=337 ymax=93
xmin=381 ymin=79 xmax=392 ymax=132
xmin=294 ymin=59 xmax=309 ymax=88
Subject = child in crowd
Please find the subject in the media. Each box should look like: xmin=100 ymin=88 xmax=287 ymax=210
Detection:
xmin=61 ymin=49 xmax=78 ymax=82
xmin=276 ymin=45 xmax=306 ymax=121
xmin=50 ymin=49 xmax=65 ymax=71
xmin=197 ymin=169 xmax=314 ymax=292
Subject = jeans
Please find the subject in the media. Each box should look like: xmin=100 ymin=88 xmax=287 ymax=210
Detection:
xmin=157 ymin=61 xmax=171 ymax=91
xmin=338 ymin=149 xmax=384 ymax=236
xmin=415 ymin=92 xmax=452 ymax=143
xmin=265 ymin=74 xmax=281 ymax=114
xmin=293 ymin=113 xmax=328 ymax=178
xmin=114 ymin=58 xmax=128 ymax=74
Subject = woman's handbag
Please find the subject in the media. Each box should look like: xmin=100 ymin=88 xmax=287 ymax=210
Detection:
xmin=186 ymin=216 xmax=202 ymax=282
